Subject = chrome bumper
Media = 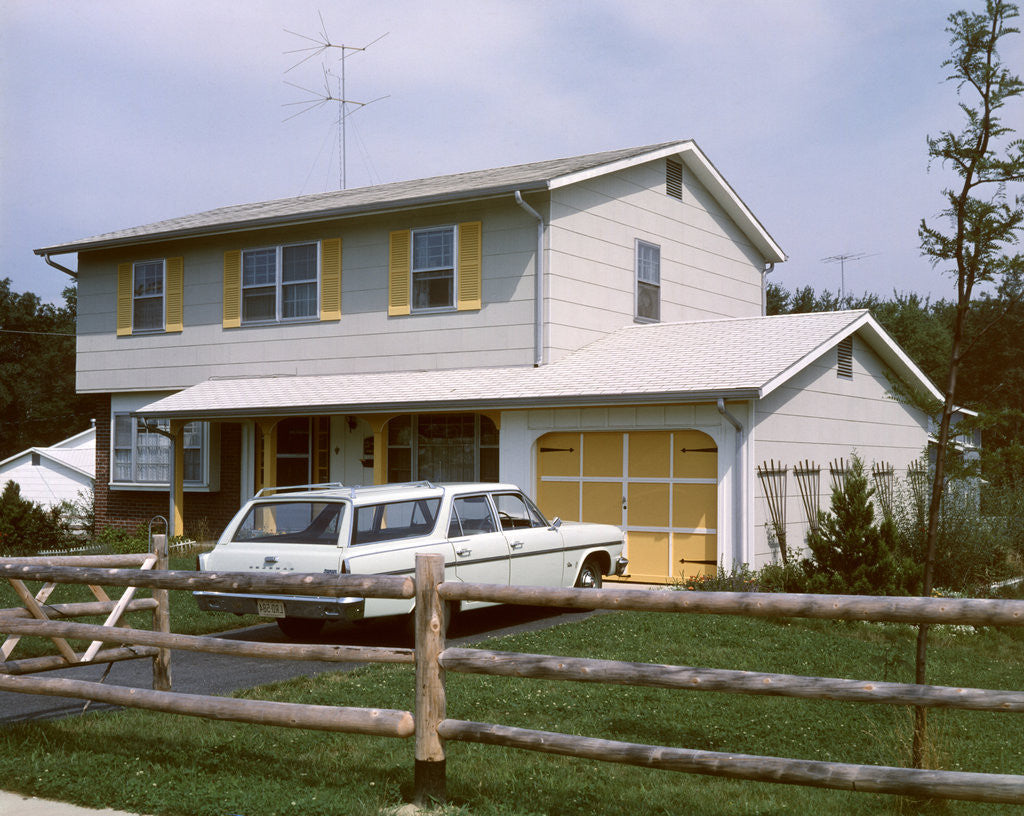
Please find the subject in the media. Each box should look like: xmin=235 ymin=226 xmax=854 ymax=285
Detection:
xmin=614 ymin=555 xmax=629 ymax=576
xmin=193 ymin=591 xmax=365 ymax=620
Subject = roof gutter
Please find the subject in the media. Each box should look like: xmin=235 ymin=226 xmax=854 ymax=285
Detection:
xmin=761 ymin=262 xmax=774 ymax=315
xmin=717 ymin=398 xmax=748 ymax=569
xmin=514 ymin=190 xmax=545 ymax=367
xmin=42 ymin=253 xmax=77 ymax=279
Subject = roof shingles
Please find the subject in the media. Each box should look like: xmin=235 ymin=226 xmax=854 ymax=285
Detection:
xmin=137 ymin=311 xmax=872 ymax=419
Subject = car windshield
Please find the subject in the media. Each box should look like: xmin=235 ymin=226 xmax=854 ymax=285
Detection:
xmin=352 ymin=498 xmax=441 ymax=546
xmin=232 ymin=501 xmax=346 ymax=545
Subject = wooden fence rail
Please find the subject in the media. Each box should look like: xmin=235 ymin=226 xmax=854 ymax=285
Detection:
xmin=2 ymin=550 xmax=1022 ymax=808
xmin=427 ymin=554 xmax=1024 ymax=807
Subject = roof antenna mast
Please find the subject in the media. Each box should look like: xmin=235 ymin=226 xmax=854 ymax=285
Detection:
xmin=284 ymin=12 xmax=388 ymax=190
xmin=820 ymin=252 xmax=877 ymax=306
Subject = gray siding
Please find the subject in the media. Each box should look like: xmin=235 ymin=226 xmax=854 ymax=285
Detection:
xmin=76 ymin=203 xmax=541 ymax=393
xmin=546 ymin=159 xmax=765 ymax=361
xmin=752 ymin=335 xmax=930 ymax=567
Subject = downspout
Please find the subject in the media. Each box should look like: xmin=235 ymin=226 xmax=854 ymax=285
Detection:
xmin=761 ymin=261 xmax=775 ymax=316
xmin=717 ymin=398 xmax=746 ymax=569
xmin=514 ymin=191 xmax=544 ymax=367
xmin=42 ymin=253 xmax=78 ymax=279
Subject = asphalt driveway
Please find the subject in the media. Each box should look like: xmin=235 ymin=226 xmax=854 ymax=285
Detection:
xmin=0 ymin=604 xmax=597 ymax=725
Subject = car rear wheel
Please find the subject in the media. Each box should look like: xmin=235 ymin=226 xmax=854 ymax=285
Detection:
xmin=575 ymin=557 xmax=603 ymax=589
xmin=276 ymin=617 xmax=325 ymax=639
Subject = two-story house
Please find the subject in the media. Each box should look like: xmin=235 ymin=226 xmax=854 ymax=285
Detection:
xmin=35 ymin=140 xmax=942 ymax=583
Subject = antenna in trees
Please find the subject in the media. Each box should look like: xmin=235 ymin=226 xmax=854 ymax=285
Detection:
xmin=820 ymin=252 xmax=877 ymax=305
xmin=284 ymin=13 xmax=388 ymax=190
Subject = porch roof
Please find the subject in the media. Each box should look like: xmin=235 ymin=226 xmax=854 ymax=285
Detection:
xmin=136 ymin=311 xmax=941 ymax=421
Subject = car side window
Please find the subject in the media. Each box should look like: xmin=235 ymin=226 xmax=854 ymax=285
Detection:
xmin=493 ymin=493 xmax=544 ymax=530
xmin=352 ymin=498 xmax=440 ymax=546
xmin=450 ymin=495 xmax=497 ymax=537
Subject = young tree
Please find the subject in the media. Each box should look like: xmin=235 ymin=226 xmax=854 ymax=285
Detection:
xmin=915 ymin=0 xmax=1024 ymax=768
xmin=804 ymin=455 xmax=917 ymax=596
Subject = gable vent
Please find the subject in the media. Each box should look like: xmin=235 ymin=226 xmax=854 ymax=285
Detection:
xmin=666 ymin=159 xmax=682 ymax=200
xmin=837 ymin=336 xmax=853 ymax=379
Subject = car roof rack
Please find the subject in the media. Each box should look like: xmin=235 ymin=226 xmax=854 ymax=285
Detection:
xmin=254 ymin=482 xmax=346 ymax=498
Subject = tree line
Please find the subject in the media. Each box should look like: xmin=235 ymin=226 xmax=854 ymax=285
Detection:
xmin=0 ymin=278 xmax=97 ymax=461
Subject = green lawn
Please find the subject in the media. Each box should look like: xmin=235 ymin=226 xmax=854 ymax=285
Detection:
xmin=0 ymin=606 xmax=1020 ymax=815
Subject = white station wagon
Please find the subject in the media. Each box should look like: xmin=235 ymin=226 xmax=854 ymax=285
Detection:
xmin=195 ymin=481 xmax=627 ymax=637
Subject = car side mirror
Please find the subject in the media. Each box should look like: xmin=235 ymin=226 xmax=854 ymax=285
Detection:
xmin=549 ymin=517 xmax=562 ymax=531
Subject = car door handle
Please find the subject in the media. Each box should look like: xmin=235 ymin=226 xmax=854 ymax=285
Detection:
xmin=510 ymin=541 xmax=524 ymax=550
xmin=456 ymin=548 xmax=472 ymax=557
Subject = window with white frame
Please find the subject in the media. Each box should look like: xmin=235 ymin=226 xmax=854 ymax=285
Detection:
xmin=241 ymin=242 xmax=319 ymax=323
xmin=133 ymin=260 xmax=165 ymax=332
xmin=635 ymin=240 xmax=661 ymax=322
xmin=412 ymin=226 xmax=455 ymax=310
xmin=112 ymin=416 xmax=205 ymax=485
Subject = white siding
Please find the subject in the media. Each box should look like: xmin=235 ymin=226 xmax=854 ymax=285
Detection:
xmin=546 ymin=159 xmax=766 ymax=361
xmin=751 ymin=335 xmax=930 ymax=567
xmin=0 ymin=455 xmax=93 ymax=508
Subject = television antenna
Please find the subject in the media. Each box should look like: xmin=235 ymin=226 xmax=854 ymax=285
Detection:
xmin=820 ymin=252 xmax=877 ymax=304
xmin=284 ymin=13 xmax=388 ymax=190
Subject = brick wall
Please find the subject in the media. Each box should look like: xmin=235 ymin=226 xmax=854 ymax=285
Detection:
xmin=94 ymin=395 xmax=243 ymax=540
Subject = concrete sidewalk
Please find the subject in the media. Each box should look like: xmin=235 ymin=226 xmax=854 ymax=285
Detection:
xmin=0 ymin=790 xmax=151 ymax=815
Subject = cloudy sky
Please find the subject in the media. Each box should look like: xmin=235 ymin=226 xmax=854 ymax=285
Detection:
xmin=1 ymin=0 xmax=1006 ymax=305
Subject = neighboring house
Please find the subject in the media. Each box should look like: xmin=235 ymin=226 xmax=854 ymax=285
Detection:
xmin=0 ymin=425 xmax=95 ymax=508
xmin=34 ymin=140 xmax=943 ymax=582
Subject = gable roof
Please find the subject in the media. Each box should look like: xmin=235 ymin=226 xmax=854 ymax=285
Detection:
xmin=0 ymin=428 xmax=96 ymax=480
xmin=136 ymin=311 xmax=938 ymax=421
xmin=35 ymin=140 xmax=785 ymax=263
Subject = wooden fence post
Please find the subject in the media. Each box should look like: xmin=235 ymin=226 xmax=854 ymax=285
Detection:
xmin=414 ymin=552 xmax=446 ymax=806
xmin=151 ymin=534 xmax=171 ymax=691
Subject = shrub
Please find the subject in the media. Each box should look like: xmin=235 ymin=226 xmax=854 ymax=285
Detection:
xmin=892 ymin=462 xmax=1024 ymax=595
xmin=92 ymin=525 xmax=150 ymax=554
xmin=0 ymin=480 xmax=72 ymax=556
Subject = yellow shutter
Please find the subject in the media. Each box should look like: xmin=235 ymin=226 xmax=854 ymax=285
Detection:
xmin=320 ymin=238 xmax=342 ymax=321
xmin=165 ymin=257 xmax=184 ymax=333
xmin=116 ymin=262 xmax=132 ymax=336
xmin=388 ymin=230 xmax=411 ymax=316
xmin=457 ymin=221 xmax=482 ymax=311
xmin=223 ymin=250 xmax=241 ymax=328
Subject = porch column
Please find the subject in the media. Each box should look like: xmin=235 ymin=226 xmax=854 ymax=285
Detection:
xmin=256 ymin=419 xmax=279 ymax=490
xmin=169 ymin=420 xmax=185 ymax=538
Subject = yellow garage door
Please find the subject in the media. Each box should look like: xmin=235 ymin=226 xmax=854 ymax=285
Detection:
xmin=537 ymin=430 xmax=717 ymax=584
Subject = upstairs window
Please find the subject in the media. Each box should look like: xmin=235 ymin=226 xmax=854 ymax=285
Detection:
xmin=116 ymin=257 xmax=183 ymax=336
xmin=241 ymin=242 xmax=319 ymax=324
xmin=112 ymin=415 xmax=205 ymax=485
xmin=132 ymin=261 xmax=165 ymax=332
xmin=412 ymin=226 xmax=455 ymax=310
xmin=635 ymin=240 xmax=661 ymax=322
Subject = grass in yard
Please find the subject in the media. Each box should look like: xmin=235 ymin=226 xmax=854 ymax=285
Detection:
xmin=0 ymin=609 xmax=1020 ymax=815
xmin=0 ymin=555 xmax=260 ymax=659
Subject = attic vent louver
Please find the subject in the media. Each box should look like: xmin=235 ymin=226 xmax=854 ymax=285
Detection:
xmin=666 ymin=159 xmax=682 ymax=200
xmin=837 ymin=336 xmax=853 ymax=379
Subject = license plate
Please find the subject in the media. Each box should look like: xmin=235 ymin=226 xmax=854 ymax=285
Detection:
xmin=257 ymin=600 xmax=286 ymax=618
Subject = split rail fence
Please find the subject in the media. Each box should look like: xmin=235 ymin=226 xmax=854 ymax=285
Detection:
xmin=1 ymin=547 xmax=1022 ymax=808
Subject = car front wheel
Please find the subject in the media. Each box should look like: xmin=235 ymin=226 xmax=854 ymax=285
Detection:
xmin=574 ymin=557 xmax=603 ymax=589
